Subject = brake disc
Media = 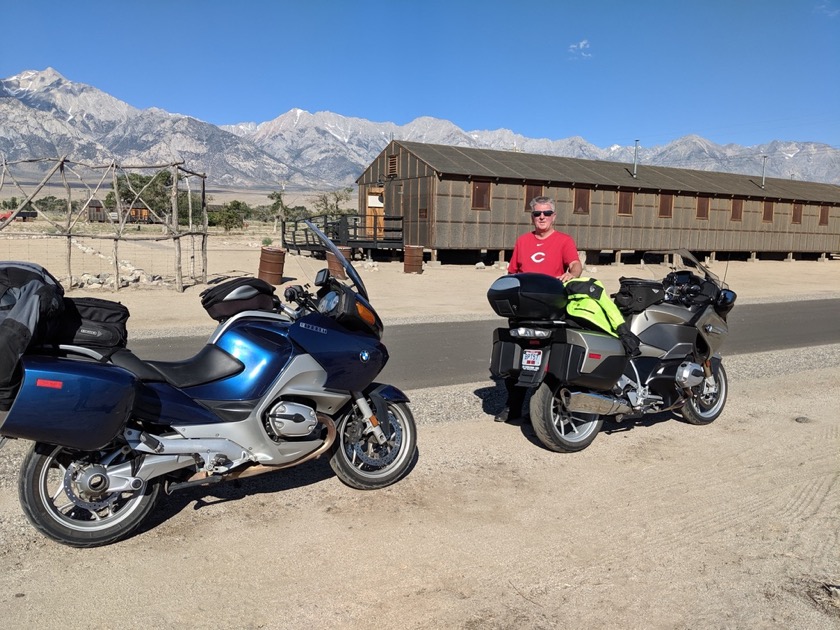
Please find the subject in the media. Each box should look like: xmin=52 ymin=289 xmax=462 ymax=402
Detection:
xmin=348 ymin=417 xmax=403 ymax=467
xmin=63 ymin=462 xmax=120 ymax=511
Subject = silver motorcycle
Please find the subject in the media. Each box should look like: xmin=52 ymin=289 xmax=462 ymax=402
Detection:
xmin=488 ymin=250 xmax=737 ymax=452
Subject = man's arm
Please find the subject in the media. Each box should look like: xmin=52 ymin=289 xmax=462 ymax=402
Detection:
xmin=558 ymin=238 xmax=582 ymax=281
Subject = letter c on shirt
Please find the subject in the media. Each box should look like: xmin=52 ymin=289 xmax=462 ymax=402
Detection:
xmin=530 ymin=252 xmax=546 ymax=263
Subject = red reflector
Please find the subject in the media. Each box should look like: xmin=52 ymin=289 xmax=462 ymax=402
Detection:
xmin=588 ymin=353 xmax=602 ymax=360
xmin=36 ymin=378 xmax=63 ymax=390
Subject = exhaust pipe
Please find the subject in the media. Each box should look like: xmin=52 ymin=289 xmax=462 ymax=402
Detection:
xmin=560 ymin=389 xmax=633 ymax=416
xmin=167 ymin=414 xmax=337 ymax=494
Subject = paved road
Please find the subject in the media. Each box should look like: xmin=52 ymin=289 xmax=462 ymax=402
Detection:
xmin=129 ymin=298 xmax=840 ymax=391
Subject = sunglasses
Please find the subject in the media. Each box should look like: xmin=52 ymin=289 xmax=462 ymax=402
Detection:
xmin=531 ymin=210 xmax=555 ymax=217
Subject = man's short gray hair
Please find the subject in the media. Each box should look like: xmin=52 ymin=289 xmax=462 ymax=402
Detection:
xmin=529 ymin=196 xmax=555 ymax=211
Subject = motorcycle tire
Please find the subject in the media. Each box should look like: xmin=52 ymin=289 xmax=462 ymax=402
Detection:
xmin=18 ymin=442 xmax=161 ymax=548
xmin=330 ymin=400 xmax=417 ymax=490
xmin=682 ymin=363 xmax=728 ymax=425
xmin=530 ymin=382 xmax=604 ymax=453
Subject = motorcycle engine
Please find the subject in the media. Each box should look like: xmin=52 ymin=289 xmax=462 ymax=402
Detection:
xmin=675 ymin=361 xmax=705 ymax=388
xmin=265 ymin=401 xmax=319 ymax=439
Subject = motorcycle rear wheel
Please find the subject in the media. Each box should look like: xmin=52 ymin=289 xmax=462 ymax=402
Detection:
xmin=18 ymin=442 xmax=161 ymax=548
xmin=530 ymin=383 xmax=604 ymax=453
xmin=682 ymin=363 xmax=728 ymax=425
xmin=330 ymin=400 xmax=417 ymax=490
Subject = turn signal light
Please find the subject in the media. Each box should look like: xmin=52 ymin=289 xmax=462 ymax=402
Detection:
xmin=356 ymin=302 xmax=377 ymax=327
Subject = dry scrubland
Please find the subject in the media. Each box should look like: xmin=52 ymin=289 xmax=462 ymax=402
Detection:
xmin=0 ymin=230 xmax=838 ymax=629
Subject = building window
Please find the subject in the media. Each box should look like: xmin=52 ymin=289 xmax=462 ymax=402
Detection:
xmin=792 ymin=203 xmax=803 ymax=224
xmin=524 ymin=184 xmax=543 ymax=210
xmin=573 ymin=187 xmax=590 ymax=215
xmin=819 ymin=205 xmax=830 ymax=226
xmin=763 ymin=201 xmax=774 ymax=222
xmin=731 ymin=198 xmax=743 ymax=222
xmin=696 ymin=195 xmax=710 ymax=220
xmin=618 ymin=191 xmax=634 ymax=216
xmin=387 ymin=155 xmax=398 ymax=177
xmin=658 ymin=193 xmax=673 ymax=218
xmin=472 ymin=180 xmax=491 ymax=210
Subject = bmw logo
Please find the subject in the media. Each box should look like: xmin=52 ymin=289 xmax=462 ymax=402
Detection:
xmin=359 ymin=351 xmax=370 ymax=363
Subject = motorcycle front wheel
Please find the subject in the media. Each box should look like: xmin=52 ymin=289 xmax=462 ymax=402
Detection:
xmin=530 ymin=382 xmax=604 ymax=453
xmin=682 ymin=363 xmax=728 ymax=425
xmin=330 ymin=400 xmax=417 ymax=490
xmin=18 ymin=442 xmax=161 ymax=548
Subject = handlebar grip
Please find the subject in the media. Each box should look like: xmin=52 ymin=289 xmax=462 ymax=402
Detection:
xmin=284 ymin=285 xmax=303 ymax=302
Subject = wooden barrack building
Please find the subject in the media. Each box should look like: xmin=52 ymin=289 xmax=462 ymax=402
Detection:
xmin=356 ymin=141 xmax=840 ymax=262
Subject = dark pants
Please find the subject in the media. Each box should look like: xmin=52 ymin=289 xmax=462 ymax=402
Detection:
xmin=503 ymin=377 xmax=526 ymax=417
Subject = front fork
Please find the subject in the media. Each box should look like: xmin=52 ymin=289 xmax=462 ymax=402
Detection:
xmin=352 ymin=391 xmax=388 ymax=445
xmin=699 ymin=357 xmax=721 ymax=396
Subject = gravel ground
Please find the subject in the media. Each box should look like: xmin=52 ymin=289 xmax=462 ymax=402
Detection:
xmin=1 ymin=239 xmax=839 ymax=628
xmin=1 ymin=344 xmax=839 ymax=629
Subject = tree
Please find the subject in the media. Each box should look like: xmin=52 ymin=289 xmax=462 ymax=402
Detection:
xmin=313 ymin=187 xmax=354 ymax=218
xmin=268 ymin=189 xmax=289 ymax=222
xmin=224 ymin=199 xmax=253 ymax=219
xmin=208 ymin=208 xmax=244 ymax=232
xmin=104 ymin=171 xmax=172 ymax=221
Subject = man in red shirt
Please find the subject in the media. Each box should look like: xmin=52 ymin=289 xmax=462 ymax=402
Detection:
xmin=496 ymin=196 xmax=582 ymax=423
xmin=507 ymin=197 xmax=582 ymax=280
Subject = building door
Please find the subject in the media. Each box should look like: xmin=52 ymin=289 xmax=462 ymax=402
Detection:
xmin=366 ymin=187 xmax=385 ymax=239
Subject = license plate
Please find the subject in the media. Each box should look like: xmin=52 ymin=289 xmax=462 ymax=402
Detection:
xmin=521 ymin=349 xmax=543 ymax=371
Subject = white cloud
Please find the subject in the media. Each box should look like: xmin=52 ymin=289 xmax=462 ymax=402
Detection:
xmin=568 ymin=39 xmax=592 ymax=59
xmin=816 ymin=1 xmax=840 ymax=17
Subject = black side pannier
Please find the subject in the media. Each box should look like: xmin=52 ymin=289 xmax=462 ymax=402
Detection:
xmin=200 ymin=277 xmax=277 ymax=322
xmin=613 ymin=277 xmax=665 ymax=314
xmin=52 ymin=297 xmax=130 ymax=348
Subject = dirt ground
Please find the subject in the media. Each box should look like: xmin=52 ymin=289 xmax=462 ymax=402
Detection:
xmin=0 ymin=237 xmax=839 ymax=629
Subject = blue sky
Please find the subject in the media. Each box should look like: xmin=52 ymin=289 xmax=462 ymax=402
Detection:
xmin=2 ymin=0 xmax=838 ymax=148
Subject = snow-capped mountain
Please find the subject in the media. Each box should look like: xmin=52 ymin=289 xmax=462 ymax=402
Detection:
xmin=3 ymin=68 xmax=839 ymax=190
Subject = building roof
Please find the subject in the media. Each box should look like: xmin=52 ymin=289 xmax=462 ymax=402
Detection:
xmin=391 ymin=141 xmax=840 ymax=204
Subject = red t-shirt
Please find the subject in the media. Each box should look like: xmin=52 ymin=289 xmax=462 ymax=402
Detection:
xmin=507 ymin=230 xmax=579 ymax=277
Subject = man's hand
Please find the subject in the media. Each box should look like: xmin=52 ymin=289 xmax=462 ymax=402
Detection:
xmin=559 ymin=261 xmax=583 ymax=282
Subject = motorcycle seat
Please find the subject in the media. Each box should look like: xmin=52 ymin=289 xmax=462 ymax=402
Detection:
xmin=109 ymin=349 xmax=166 ymax=382
xmin=110 ymin=345 xmax=245 ymax=389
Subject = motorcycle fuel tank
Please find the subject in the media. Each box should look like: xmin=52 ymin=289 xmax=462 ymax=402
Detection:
xmin=185 ymin=317 xmax=295 ymax=401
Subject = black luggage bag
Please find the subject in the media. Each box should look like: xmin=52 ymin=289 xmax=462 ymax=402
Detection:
xmin=52 ymin=297 xmax=130 ymax=348
xmin=200 ymin=277 xmax=277 ymax=322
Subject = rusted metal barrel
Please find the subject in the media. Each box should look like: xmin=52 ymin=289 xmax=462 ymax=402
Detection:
xmin=257 ymin=247 xmax=286 ymax=285
xmin=403 ymin=245 xmax=423 ymax=274
xmin=326 ymin=246 xmax=351 ymax=280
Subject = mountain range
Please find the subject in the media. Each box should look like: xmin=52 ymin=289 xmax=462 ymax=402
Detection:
xmin=2 ymin=68 xmax=839 ymax=191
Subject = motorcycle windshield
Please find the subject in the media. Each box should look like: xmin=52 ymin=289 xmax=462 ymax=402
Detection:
xmin=644 ymin=248 xmax=725 ymax=289
xmin=672 ymin=248 xmax=725 ymax=289
xmin=303 ymin=219 xmax=369 ymax=301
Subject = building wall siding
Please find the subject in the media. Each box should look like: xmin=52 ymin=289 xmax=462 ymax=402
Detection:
xmin=356 ymin=142 xmax=840 ymax=254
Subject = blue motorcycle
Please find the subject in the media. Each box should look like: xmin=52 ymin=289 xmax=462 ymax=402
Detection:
xmin=0 ymin=221 xmax=417 ymax=547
